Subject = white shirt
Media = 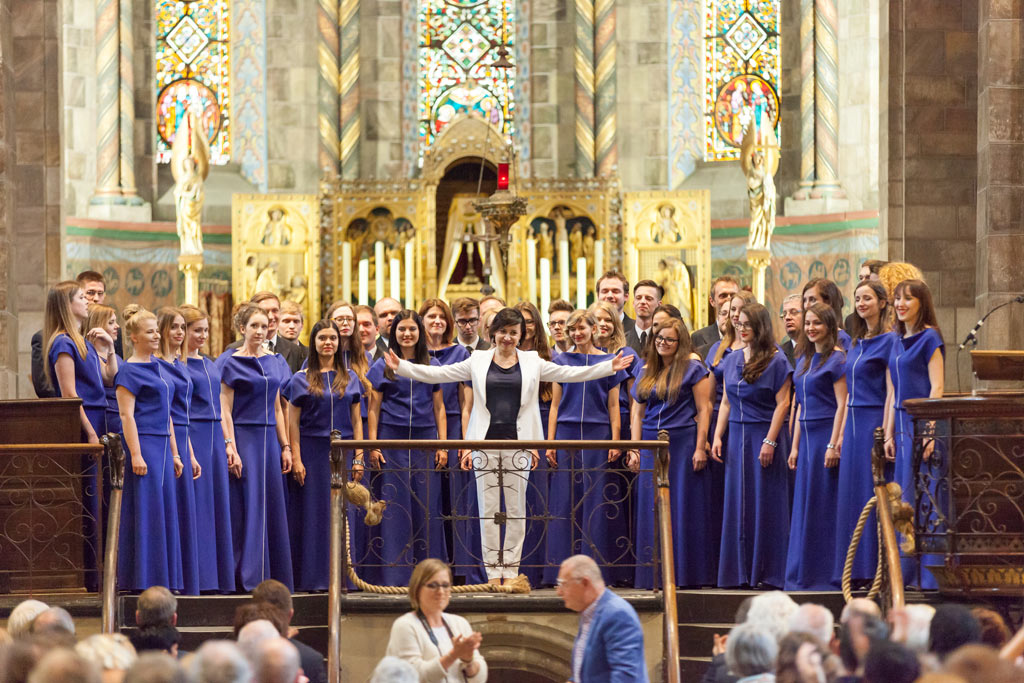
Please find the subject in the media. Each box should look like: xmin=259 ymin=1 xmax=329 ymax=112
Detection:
xmin=572 ymin=595 xmax=602 ymax=682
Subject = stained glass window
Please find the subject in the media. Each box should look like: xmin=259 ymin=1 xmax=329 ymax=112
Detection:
xmin=155 ymin=0 xmax=231 ymax=164
xmin=703 ymin=0 xmax=780 ymax=162
xmin=418 ymin=0 xmax=515 ymax=164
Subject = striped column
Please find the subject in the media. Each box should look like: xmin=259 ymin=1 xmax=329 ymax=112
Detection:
xmin=339 ymin=0 xmax=361 ymax=179
xmin=117 ymin=0 xmax=139 ymax=200
xmin=797 ymin=0 xmax=815 ymax=194
xmin=93 ymin=0 xmax=121 ymax=199
xmin=574 ymin=0 xmax=595 ymax=178
xmin=593 ymin=0 xmax=617 ymax=177
xmin=317 ymin=0 xmax=342 ymax=176
xmin=812 ymin=0 xmax=842 ymax=193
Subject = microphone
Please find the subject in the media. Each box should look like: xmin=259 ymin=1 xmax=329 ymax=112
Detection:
xmin=958 ymin=294 xmax=1024 ymax=350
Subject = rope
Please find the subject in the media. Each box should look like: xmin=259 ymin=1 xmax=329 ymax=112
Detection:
xmin=841 ymin=495 xmax=884 ymax=603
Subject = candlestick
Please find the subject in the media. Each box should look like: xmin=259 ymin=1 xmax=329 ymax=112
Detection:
xmin=390 ymin=257 xmax=401 ymax=300
xmin=358 ymin=259 xmax=369 ymax=306
xmin=526 ymin=238 xmax=537 ymax=305
xmin=404 ymin=241 xmax=414 ymax=308
xmin=341 ymin=242 xmax=352 ymax=303
xmin=593 ymin=239 xmax=604 ymax=292
xmin=374 ymin=241 xmax=385 ymax=302
xmin=558 ymin=239 xmax=569 ymax=301
xmin=576 ymin=257 xmax=587 ymax=309
xmin=539 ymin=258 xmax=551 ymax=325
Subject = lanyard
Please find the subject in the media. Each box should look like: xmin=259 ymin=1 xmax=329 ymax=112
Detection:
xmin=416 ymin=610 xmax=468 ymax=682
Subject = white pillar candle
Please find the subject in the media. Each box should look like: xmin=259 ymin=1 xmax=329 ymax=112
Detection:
xmin=593 ymin=239 xmax=604 ymax=292
xmin=341 ymin=241 xmax=352 ymax=303
xmin=526 ymin=238 xmax=537 ymax=305
xmin=358 ymin=258 xmax=369 ymax=306
xmin=374 ymin=241 xmax=385 ymax=302
xmin=539 ymin=258 xmax=551 ymax=325
xmin=576 ymin=257 xmax=587 ymax=309
xmin=389 ymin=257 xmax=401 ymax=301
xmin=404 ymin=240 xmax=414 ymax=309
xmin=558 ymin=239 xmax=570 ymax=301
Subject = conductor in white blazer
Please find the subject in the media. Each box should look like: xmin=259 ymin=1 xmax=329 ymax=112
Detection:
xmin=386 ymin=307 xmax=634 ymax=583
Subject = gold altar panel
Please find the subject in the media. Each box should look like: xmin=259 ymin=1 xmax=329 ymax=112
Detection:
xmin=622 ymin=191 xmax=711 ymax=331
xmin=232 ymin=195 xmax=320 ymax=342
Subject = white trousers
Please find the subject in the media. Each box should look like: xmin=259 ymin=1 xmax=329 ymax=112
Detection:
xmin=473 ymin=449 xmax=531 ymax=580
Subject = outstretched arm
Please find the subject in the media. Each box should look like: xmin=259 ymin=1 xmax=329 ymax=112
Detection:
xmin=392 ymin=352 xmax=473 ymax=384
xmin=539 ymin=357 xmax=618 ymax=383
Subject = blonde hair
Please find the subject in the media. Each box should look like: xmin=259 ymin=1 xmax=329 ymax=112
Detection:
xmin=75 ymin=634 xmax=138 ymax=671
xmin=85 ymin=304 xmax=116 ymax=338
xmin=587 ymin=301 xmax=626 ymax=353
xmin=407 ymin=559 xmax=451 ymax=611
xmin=122 ymin=305 xmax=157 ymax=356
xmin=43 ymin=281 xmax=87 ymax=385
xmin=479 ymin=309 xmax=498 ymax=343
xmin=157 ymin=306 xmax=187 ymax=360
xmin=179 ymin=303 xmax=208 ymax=326
xmin=565 ymin=309 xmax=597 ymax=350
xmin=281 ymin=299 xmax=303 ymax=319
xmin=878 ymin=262 xmax=924 ymax=302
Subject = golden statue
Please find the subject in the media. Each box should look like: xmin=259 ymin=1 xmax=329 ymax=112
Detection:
xmin=537 ymin=221 xmax=554 ymax=262
xmin=170 ymin=109 xmax=210 ymax=257
xmin=740 ymin=122 xmax=779 ymax=252
xmin=655 ymin=257 xmax=693 ymax=328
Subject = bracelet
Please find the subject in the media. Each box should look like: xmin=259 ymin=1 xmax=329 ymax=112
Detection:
xmin=826 ymin=443 xmax=836 ymax=450
xmin=173 ymin=455 xmax=182 ymax=460
xmin=352 ymin=459 xmax=365 ymax=466
xmin=281 ymin=444 xmax=292 ymax=451
xmin=224 ymin=438 xmax=234 ymax=445
xmin=762 ymin=437 xmax=778 ymax=448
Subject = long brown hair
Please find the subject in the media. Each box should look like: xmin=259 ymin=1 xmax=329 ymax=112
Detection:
xmin=156 ymin=306 xmax=187 ymax=360
xmin=739 ymin=303 xmax=777 ymax=383
xmin=85 ymin=303 xmax=116 ymax=338
xmin=635 ymin=318 xmax=695 ymax=403
xmin=794 ymin=303 xmax=840 ymax=376
xmin=588 ymin=300 xmax=627 ymax=353
xmin=894 ymin=279 xmax=940 ymax=337
xmin=713 ymin=290 xmax=758 ymax=366
xmin=848 ymin=280 xmax=891 ymax=342
xmin=418 ymin=298 xmax=456 ymax=345
xmin=43 ymin=281 xmax=87 ymax=385
xmin=305 ymin=320 xmax=350 ymax=397
xmin=515 ymin=301 xmax=552 ymax=402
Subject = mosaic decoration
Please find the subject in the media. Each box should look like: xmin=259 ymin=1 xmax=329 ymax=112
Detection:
xmin=417 ymin=0 xmax=516 ymax=164
xmin=156 ymin=0 xmax=231 ymax=164
xmin=703 ymin=0 xmax=780 ymax=162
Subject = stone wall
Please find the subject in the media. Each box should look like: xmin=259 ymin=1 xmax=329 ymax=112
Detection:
xmin=528 ymin=0 xmax=572 ymax=179
xmin=837 ymin=0 xmax=881 ymax=211
xmin=0 ymin=0 xmax=15 ymax=398
xmin=362 ymin=0 xmax=404 ymax=179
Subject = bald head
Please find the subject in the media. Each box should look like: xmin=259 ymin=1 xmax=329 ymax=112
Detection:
xmin=787 ymin=603 xmax=834 ymax=646
xmin=27 ymin=648 xmax=102 ymax=683
xmin=32 ymin=607 xmax=75 ymax=636
xmin=841 ymin=598 xmax=881 ymax=624
xmin=8 ymin=599 xmax=49 ymax=638
xmin=253 ymin=638 xmax=300 ymax=683
xmin=189 ymin=640 xmax=251 ymax=683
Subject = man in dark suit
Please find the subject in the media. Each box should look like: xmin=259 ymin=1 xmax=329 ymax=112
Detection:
xmin=691 ymin=275 xmax=740 ymax=351
xmin=252 ymin=580 xmax=327 ymax=683
xmin=354 ymin=305 xmax=387 ymax=361
xmin=226 ymin=292 xmax=304 ymax=373
xmin=278 ymin=300 xmax=308 ymax=360
xmin=624 ymin=280 xmax=663 ymax=354
xmin=557 ymin=555 xmax=648 ymax=683
xmin=373 ymin=297 xmax=403 ymax=352
xmin=451 ymin=296 xmax=491 ymax=353
xmin=779 ymin=293 xmax=803 ymax=367
xmin=596 ymin=270 xmax=635 ymax=337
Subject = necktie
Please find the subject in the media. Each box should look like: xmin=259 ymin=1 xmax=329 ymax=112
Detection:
xmin=640 ymin=331 xmax=647 ymax=347
xmin=264 ymin=339 xmax=274 ymax=353
xmin=465 ymin=344 xmax=474 ymax=354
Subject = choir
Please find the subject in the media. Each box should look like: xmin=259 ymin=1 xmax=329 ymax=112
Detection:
xmin=44 ymin=262 xmax=945 ymax=593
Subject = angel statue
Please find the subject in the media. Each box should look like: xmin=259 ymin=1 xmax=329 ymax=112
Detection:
xmin=740 ymin=121 xmax=779 ymax=252
xmin=171 ymin=108 xmax=210 ymax=256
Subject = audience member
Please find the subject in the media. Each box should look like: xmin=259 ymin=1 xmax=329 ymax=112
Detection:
xmin=943 ymin=643 xmax=1019 ymax=683
xmin=188 ymin=640 xmax=251 ymax=683
xmin=837 ymin=614 xmax=888 ymax=680
xmin=839 ymin=598 xmax=881 ymax=624
xmin=252 ymin=638 xmax=301 ymax=683
xmin=233 ymin=605 xmax=288 ymax=641
xmin=26 ymin=648 xmax=102 ymax=683
xmin=703 ymin=596 xmax=756 ymax=683
xmin=7 ymin=600 xmax=50 ymax=639
xmin=863 ymin=639 xmax=920 ymax=683
xmin=252 ymin=579 xmax=327 ymax=683
xmin=129 ymin=626 xmax=182 ymax=657
xmin=30 ymin=607 xmax=75 ymax=636
xmin=725 ymin=623 xmax=777 ymax=682
xmin=368 ymin=656 xmax=418 ymax=683
xmin=135 ymin=586 xmax=178 ymax=630
xmin=787 ymin=603 xmax=834 ymax=648
xmin=122 ymin=652 xmax=189 ymax=683
xmin=236 ymin=620 xmax=283 ymax=671
xmin=889 ymin=604 xmax=935 ymax=654
xmin=745 ymin=592 xmax=798 ymax=643
xmin=970 ymin=607 xmax=1011 ymax=649
xmin=75 ymin=634 xmax=138 ymax=683
xmin=775 ymin=632 xmax=840 ymax=683
xmin=929 ymin=605 xmax=983 ymax=661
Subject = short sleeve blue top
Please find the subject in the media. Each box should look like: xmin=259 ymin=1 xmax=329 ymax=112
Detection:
xmin=220 ymin=354 xmax=286 ymax=426
xmin=285 ymin=369 xmax=363 ymax=438
xmin=366 ymin=357 xmax=442 ymax=427
xmin=846 ymin=333 xmax=897 ymax=408
xmin=722 ymin=350 xmax=793 ymax=424
xmin=794 ymin=351 xmax=846 ymax=421
xmin=156 ymin=357 xmax=193 ymax=429
xmin=553 ymin=351 xmax=625 ymax=426
xmin=632 ymin=359 xmax=709 ymax=431
xmin=186 ymin=355 xmax=223 ymax=421
xmin=114 ymin=360 xmax=174 ymax=436
xmin=890 ymin=328 xmax=945 ymax=410
xmin=47 ymin=334 xmax=106 ymax=409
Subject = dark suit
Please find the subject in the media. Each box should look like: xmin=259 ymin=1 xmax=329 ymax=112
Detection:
xmin=624 ymin=324 xmax=653 ymax=356
xmin=227 ymin=335 xmax=304 ymax=373
xmin=459 ymin=337 xmax=491 ymax=354
xmin=291 ymin=637 xmax=327 ymax=683
xmin=572 ymin=589 xmax=648 ymax=683
xmin=620 ymin=313 xmax=635 ymax=339
xmin=781 ymin=337 xmax=797 ymax=367
xmin=690 ymin=322 xmax=722 ymax=351
xmin=372 ymin=337 xmax=388 ymax=362
xmin=31 ymin=330 xmax=57 ymax=398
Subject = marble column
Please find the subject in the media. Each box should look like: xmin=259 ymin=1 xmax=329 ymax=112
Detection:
xmin=573 ymin=0 xmax=595 ymax=178
xmin=339 ymin=0 xmax=361 ymax=179
xmin=593 ymin=0 xmax=616 ymax=177
xmin=318 ymin=0 xmax=342 ymax=176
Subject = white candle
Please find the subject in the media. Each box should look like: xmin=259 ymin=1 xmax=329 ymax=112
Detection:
xmin=341 ymin=241 xmax=352 ymax=303
xmin=576 ymin=257 xmax=587 ymax=309
xmin=539 ymin=258 xmax=551 ymax=325
xmin=593 ymin=239 xmax=604 ymax=292
xmin=526 ymin=238 xmax=537 ymax=305
xmin=558 ymin=239 xmax=569 ymax=301
xmin=404 ymin=240 xmax=414 ymax=309
xmin=358 ymin=259 xmax=369 ymax=306
xmin=390 ymin=257 xmax=401 ymax=300
xmin=374 ymin=241 xmax=385 ymax=302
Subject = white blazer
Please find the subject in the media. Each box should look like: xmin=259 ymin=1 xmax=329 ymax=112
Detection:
xmin=385 ymin=611 xmax=488 ymax=683
xmin=396 ymin=349 xmax=616 ymax=441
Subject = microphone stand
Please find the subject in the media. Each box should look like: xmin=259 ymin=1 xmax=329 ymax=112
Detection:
xmin=955 ymin=294 xmax=1024 ymax=393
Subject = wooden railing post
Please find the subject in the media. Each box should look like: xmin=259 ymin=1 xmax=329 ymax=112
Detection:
xmin=327 ymin=430 xmax=345 ymax=683
xmin=871 ymin=427 xmax=905 ymax=611
xmin=101 ymin=434 xmax=125 ymax=634
xmin=655 ymin=430 xmax=680 ymax=683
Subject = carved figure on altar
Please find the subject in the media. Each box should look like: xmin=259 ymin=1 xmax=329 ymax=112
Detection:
xmin=261 ymin=207 xmax=294 ymax=246
xmin=535 ymin=220 xmax=554 ymax=263
xmin=582 ymin=224 xmax=596 ymax=262
xmin=650 ymin=203 xmax=683 ymax=244
xmin=569 ymin=224 xmax=583 ymax=264
xmin=171 ymin=109 xmax=209 ymax=257
xmin=741 ymin=123 xmax=779 ymax=252
xmin=282 ymin=274 xmax=308 ymax=304
xmin=656 ymin=257 xmax=693 ymax=326
xmin=550 ymin=205 xmax=573 ymax=243
xmin=243 ymin=256 xmax=259 ymax=298
xmin=255 ymin=261 xmax=282 ymax=295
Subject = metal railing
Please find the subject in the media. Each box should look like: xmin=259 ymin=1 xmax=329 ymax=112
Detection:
xmin=327 ymin=434 xmax=680 ymax=683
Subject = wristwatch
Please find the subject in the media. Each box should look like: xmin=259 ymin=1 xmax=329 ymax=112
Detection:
xmin=762 ymin=437 xmax=778 ymax=448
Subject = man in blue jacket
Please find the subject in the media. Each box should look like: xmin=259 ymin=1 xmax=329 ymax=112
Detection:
xmin=557 ymin=555 xmax=649 ymax=682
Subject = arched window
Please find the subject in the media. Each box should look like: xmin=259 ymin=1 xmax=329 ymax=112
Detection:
xmin=703 ymin=0 xmax=780 ymax=162
xmin=155 ymin=0 xmax=231 ymax=164
xmin=418 ymin=0 xmax=515 ymax=165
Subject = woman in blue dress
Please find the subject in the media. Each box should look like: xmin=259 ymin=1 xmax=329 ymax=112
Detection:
xmin=784 ymin=304 xmax=847 ymax=590
xmin=220 ymin=303 xmax=294 ymax=590
xmin=181 ymin=304 xmax=237 ymax=593
xmin=85 ymin=304 xmax=122 ymax=438
xmin=544 ymin=309 xmax=629 ymax=584
xmin=802 ymin=278 xmax=852 ymax=351
xmin=327 ymin=300 xmax=371 ymax=383
xmin=115 ymin=306 xmax=183 ymax=591
xmin=628 ymin=317 xmax=714 ymax=588
xmin=155 ymin=307 xmax=202 ymax=595
xmin=366 ymin=309 xmax=447 ymax=586
xmin=712 ymin=303 xmax=792 ymax=588
xmin=285 ymin=319 xmax=366 ymax=591
xmin=833 ymin=280 xmax=895 ymax=585
xmin=885 ymin=278 xmax=944 ymax=589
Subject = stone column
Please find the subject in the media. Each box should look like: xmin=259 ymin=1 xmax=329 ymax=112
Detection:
xmin=0 ymin=0 xmax=15 ymax=398
xmin=117 ymin=0 xmax=137 ymax=197
xmin=573 ymin=0 xmax=595 ymax=178
xmin=796 ymin=0 xmax=815 ymax=194
xmin=339 ymin=0 xmax=361 ymax=179
xmin=593 ymin=0 xmax=616 ymax=177
xmin=318 ymin=0 xmax=342 ymax=176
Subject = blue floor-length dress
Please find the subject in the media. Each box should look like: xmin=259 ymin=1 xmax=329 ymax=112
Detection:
xmin=115 ymin=360 xmax=183 ymax=591
xmin=186 ymin=355 xmax=236 ymax=592
xmin=785 ymin=351 xmax=846 ymax=590
xmin=633 ymin=359 xmax=715 ymax=588
xmin=833 ymin=333 xmax=896 ymax=584
xmin=543 ymin=352 xmax=629 ymax=585
xmin=717 ymin=350 xmax=793 ymax=588
xmin=156 ymin=357 xmax=200 ymax=595
xmin=706 ymin=341 xmax=733 ymax=557
xmin=890 ymin=327 xmax=945 ymax=589
xmin=366 ymin=358 xmax=447 ymax=586
xmin=221 ymin=353 xmax=294 ymax=590
xmin=284 ymin=368 xmax=363 ymax=591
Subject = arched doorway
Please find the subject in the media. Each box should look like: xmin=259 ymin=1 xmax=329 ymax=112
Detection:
xmin=434 ymin=158 xmax=497 ymax=287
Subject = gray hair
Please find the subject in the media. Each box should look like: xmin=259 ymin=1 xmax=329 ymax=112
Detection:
xmin=8 ymin=599 xmax=49 ymax=638
xmin=26 ymin=648 xmax=102 ymax=683
xmin=75 ymin=634 xmax=138 ymax=671
xmin=189 ymin=640 xmax=252 ymax=683
xmin=253 ymin=638 xmax=300 ymax=683
xmin=726 ymin=623 xmax=778 ymax=677
xmin=788 ymin=603 xmax=835 ymax=646
xmin=782 ymin=293 xmax=802 ymax=304
xmin=369 ymin=656 xmax=419 ymax=683
xmin=560 ymin=554 xmax=605 ymax=585
xmin=840 ymin=597 xmax=881 ymax=624
xmin=123 ymin=652 xmax=189 ymax=683
xmin=746 ymin=591 xmax=799 ymax=643
xmin=32 ymin=607 xmax=76 ymax=635
xmin=237 ymin=619 xmax=282 ymax=669
xmin=901 ymin=604 xmax=935 ymax=654
xmin=136 ymin=586 xmax=177 ymax=629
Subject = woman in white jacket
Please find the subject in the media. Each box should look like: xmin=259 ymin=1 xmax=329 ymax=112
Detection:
xmin=385 ymin=558 xmax=487 ymax=682
xmin=385 ymin=307 xmax=633 ymax=584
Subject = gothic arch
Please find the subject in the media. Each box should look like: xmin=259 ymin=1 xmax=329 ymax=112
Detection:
xmin=420 ymin=116 xmax=508 ymax=185
xmin=467 ymin=618 xmax=575 ymax=682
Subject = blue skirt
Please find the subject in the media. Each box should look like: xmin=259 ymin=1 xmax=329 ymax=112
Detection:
xmin=833 ymin=405 xmax=883 ymax=583
xmin=188 ymin=419 xmax=235 ymax=592
xmin=173 ymin=424 xmax=200 ymax=594
xmin=707 ymin=409 xmax=726 ymax=563
xmin=717 ymin=420 xmax=790 ymax=588
xmin=785 ymin=417 xmax=840 ymax=590
xmin=288 ymin=434 xmax=332 ymax=591
xmin=118 ymin=432 xmax=183 ymax=591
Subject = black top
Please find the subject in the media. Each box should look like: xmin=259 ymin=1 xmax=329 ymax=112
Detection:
xmin=485 ymin=360 xmax=522 ymax=439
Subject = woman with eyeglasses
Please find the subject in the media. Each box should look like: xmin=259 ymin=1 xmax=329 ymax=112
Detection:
xmin=713 ymin=303 xmax=792 ymax=588
xmin=628 ymin=317 xmax=714 ymax=588
xmin=784 ymin=303 xmax=847 ymax=590
xmin=385 ymin=558 xmax=487 ymax=682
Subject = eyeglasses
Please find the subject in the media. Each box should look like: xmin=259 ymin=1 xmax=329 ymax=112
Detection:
xmin=424 ymin=582 xmax=452 ymax=591
xmin=734 ymin=322 xmax=753 ymax=330
xmin=454 ymin=317 xmax=479 ymax=327
xmin=333 ymin=317 xmax=355 ymax=324
xmin=654 ymin=336 xmax=678 ymax=346
xmin=780 ymin=309 xmax=801 ymax=319
xmin=555 ymin=577 xmax=581 ymax=587
xmin=548 ymin=320 xmax=566 ymax=328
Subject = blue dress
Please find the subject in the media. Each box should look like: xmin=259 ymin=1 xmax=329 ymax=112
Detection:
xmin=839 ymin=329 xmax=853 ymax=352
xmin=706 ymin=341 xmax=733 ymax=554
xmin=114 ymin=360 xmax=183 ymax=591
xmin=785 ymin=351 xmax=846 ymax=590
xmin=521 ymin=391 xmax=553 ymax=586
xmin=429 ymin=345 xmax=485 ymax=584
xmin=220 ymin=353 xmax=294 ymax=590
xmin=544 ymin=352 xmax=630 ymax=585
xmin=366 ymin=358 xmax=447 ymax=586
xmin=717 ymin=351 xmax=793 ymax=588
xmin=155 ymin=357 xmax=200 ymax=595
xmin=632 ymin=359 xmax=715 ymax=588
xmin=284 ymin=369 xmax=363 ymax=591
xmin=834 ymin=333 xmax=896 ymax=584
xmin=890 ymin=327 xmax=945 ymax=589
xmin=186 ymin=355 xmax=235 ymax=592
